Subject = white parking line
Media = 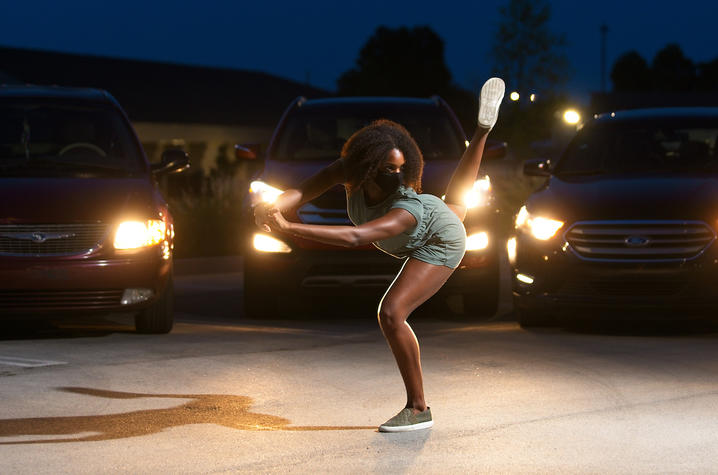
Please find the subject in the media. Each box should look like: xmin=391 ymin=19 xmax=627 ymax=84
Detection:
xmin=0 ymin=356 xmax=68 ymax=367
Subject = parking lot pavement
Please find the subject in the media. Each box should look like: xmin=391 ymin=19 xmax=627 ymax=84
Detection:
xmin=2 ymin=257 xmax=718 ymax=473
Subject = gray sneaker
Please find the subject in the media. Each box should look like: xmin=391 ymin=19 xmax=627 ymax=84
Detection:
xmin=378 ymin=407 xmax=433 ymax=432
xmin=478 ymin=77 xmax=505 ymax=129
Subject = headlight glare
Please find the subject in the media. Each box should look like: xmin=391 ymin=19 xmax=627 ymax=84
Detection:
xmin=515 ymin=206 xmax=563 ymax=240
xmin=253 ymin=233 xmax=291 ymax=253
xmin=462 ymin=176 xmax=491 ymax=209
xmin=114 ymin=220 xmax=166 ymax=249
xmin=465 ymin=231 xmax=489 ymax=251
xmin=249 ymin=180 xmax=283 ymax=206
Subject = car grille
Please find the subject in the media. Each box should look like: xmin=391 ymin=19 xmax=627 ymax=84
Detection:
xmin=0 ymin=289 xmax=123 ymax=312
xmin=565 ymin=220 xmax=715 ymax=262
xmin=559 ymin=280 xmax=689 ymax=297
xmin=0 ymin=224 xmax=109 ymax=256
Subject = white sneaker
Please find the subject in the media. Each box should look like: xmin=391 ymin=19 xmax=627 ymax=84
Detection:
xmin=477 ymin=77 xmax=505 ymax=129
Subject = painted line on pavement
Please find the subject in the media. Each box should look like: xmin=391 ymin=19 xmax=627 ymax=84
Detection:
xmin=0 ymin=356 xmax=68 ymax=367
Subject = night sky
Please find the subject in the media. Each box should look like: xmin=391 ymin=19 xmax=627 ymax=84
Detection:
xmin=1 ymin=0 xmax=716 ymax=103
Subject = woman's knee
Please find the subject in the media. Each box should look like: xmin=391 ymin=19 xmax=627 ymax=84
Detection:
xmin=377 ymin=301 xmax=406 ymax=333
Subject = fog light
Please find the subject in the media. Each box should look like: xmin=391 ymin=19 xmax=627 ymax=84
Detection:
xmin=507 ymin=237 xmax=517 ymax=264
xmin=466 ymin=232 xmax=489 ymax=251
xmin=253 ymin=233 xmax=291 ymax=253
xmin=516 ymin=273 xmax=534 ymax=285
xmin=121 ymin=288 xmax=154 ymax=305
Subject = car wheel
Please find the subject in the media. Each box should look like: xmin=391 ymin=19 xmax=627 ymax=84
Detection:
xmin=516 ymin=307 xmax=555 ymax=328
xmin=243 ymin=271 xmax=279 ymax=319
xmin=135 ymin=275 xmax=174 ymax=334
xmin=463 ymin=278 xmax=499 ymax=318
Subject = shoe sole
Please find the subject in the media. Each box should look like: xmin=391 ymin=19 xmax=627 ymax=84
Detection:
xmin=478 ymin=77 xmax=505 ymax=129
xmin=378 ymin=420 xmax=434 ymax=432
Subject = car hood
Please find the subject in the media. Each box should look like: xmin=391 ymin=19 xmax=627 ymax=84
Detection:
xmin=527 ymin=173 xmax=718 ymax=223
xmin=0 ymin=177 xmax=159 ymax=224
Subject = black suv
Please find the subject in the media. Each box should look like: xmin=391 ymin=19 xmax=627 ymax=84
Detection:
xmin=240 ymin=96 xmax=506 ymax=318
xmin=511 ymin=107 xmax=718 ymax=326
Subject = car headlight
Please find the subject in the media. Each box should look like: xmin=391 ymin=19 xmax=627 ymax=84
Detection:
xmin=249 ymin=180 xmax=283 ymax=206
xmin=465 ymin=231 xmax=489 ymax=251
xmin=463 ymin=176 xmax=492 ymax=208
xmin=515 ymin=205 xmax=564 ymax=240
xmin=441 ymin=176 xmax=492 ymax=209
xmin=253 ymin=233 xmax=292 ymax=253
xmin=114 ymin=220 xmax=166 ymax=249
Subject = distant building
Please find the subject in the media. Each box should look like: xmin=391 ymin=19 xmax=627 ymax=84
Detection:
xmin=0 ymin=46 xmax=329 ymax=177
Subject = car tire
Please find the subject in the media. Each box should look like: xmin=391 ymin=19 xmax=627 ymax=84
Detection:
xmin=135 ymin=275 xmax=174 ymax=334
xmin=516 ymin=307 xmax=555 ymax=328
xmin=243 ymin=270 xmax=279 ymax=319
xmin=463 ymin=280 xmax=499 ymax=318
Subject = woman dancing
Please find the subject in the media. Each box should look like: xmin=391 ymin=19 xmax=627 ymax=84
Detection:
xmin=254 ymin=77 xmax=505 ymax=432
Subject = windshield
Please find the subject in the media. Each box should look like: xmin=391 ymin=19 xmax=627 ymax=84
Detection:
xmin=272 ymin=105 xmax=465 ymax=161
xmin=0 ymin=101 xmax=145 ymax=177
xmin=555 ymin=118 xmax=718 ymax=176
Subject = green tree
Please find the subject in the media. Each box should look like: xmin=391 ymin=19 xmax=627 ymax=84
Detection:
xmin=489 ymin=0 xmax=570 ymax=94
xmin=611 ymin=51 xmax=651 ymax=92
xmin=651 ymin=43 xmax=696 ymax=91
xmin=697 ymin=57 xmax=718 ymax=91
xmin=337 ymin=25 xmax=452 ymax=97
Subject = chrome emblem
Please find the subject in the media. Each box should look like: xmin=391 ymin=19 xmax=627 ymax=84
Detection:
xmin=625 ymin=235 xmax=650 ymax=247
xmin=0 ymin=232 xmax=76 ymax=242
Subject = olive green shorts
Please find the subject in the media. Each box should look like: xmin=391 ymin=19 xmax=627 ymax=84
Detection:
xmin=410 ymin=221 xmax=467 ymax=269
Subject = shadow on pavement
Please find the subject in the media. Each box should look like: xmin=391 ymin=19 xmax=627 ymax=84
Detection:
xmin=0 ymin=387 xmax=376 ymax=445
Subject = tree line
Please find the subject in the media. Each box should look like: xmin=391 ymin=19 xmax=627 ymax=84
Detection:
xmin=612 ymin=45 xmax=718 ymax=92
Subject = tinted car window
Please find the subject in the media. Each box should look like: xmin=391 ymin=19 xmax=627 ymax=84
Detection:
xmin=0 ymin=101 xmax=144 ymax=177
xmin=273 ymin=106 xmax=464 ymax=161
xmin=555 ymin=119 xmax=718 ymax=176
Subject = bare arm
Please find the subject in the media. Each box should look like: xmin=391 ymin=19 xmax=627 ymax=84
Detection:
xmin=255 ymin=158 xmax=345 ymax=230
xmin=267 ymin=207 xmax=417 ymax=248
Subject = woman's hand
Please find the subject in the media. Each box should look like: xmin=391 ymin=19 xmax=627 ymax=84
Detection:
xmin=253 ymin=203 xmax=272 ymax=232
xmin=266 ymin=208 xmax=292 ymax=233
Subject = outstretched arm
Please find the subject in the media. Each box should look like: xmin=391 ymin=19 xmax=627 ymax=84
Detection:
xmin=266 ymin=208 xmax=417 ymax=248
xmin=255 ymin=158 xmax=345 ymax=230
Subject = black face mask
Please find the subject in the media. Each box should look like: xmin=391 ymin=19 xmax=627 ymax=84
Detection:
xmin=374 ymin=170 xmax=404 ymax=194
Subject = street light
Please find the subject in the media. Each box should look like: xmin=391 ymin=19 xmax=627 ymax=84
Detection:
xmin=563 ymin=109 xmax=581 ymax=125
xmin=509 ymin=91 xmax=520 ymax=101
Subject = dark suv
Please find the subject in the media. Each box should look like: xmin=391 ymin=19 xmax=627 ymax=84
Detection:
xmin=240 ymin=96 xmax=505 ymax=318
xmin=511 ymin=107 xmax=718 ymax=326
xmin=0 ymin=86 xmax=189 ymax=333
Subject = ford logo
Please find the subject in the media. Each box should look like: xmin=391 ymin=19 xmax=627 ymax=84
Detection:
xmin=625 ymin=235 xmax=650 ymax=247
xmin=31 ymin=233 xmax=47 ymax=243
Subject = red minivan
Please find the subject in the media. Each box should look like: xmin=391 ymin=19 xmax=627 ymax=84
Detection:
xmin=0 ymin=86 xmax=189 ymax=333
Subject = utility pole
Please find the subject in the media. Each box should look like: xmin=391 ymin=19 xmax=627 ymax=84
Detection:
xmin=600 ymin=23 xmax=609 ymax=92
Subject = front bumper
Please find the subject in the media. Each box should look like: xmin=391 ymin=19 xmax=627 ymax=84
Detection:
xmin=0 ymin=248 xmax=172 ymax=315
xmin=511 ymin=232 xmax=718 ymax=316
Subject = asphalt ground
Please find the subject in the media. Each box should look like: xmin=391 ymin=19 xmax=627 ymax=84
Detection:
xmin=1 ymin=256 xmax=718 ymax=473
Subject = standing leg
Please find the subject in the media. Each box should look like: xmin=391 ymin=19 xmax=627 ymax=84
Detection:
xmin=444 ymin=77 xmax=505 ymax=222
xmin=377 ymin=258 xmax=455 ymax=413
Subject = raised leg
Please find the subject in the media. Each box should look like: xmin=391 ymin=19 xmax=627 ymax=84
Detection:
xmin=444 ymin=77 xmax=505 ymax=222
xmin=377 ymin=258 xmax=455 ymax=412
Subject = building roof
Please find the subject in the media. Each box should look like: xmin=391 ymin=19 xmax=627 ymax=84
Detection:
xmin=0 ymin=46 xmax=329 ymax=126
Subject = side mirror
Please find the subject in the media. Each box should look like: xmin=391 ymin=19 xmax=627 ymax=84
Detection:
xmin=152 ymin=149 xmax=190 ymax=175
xmin=235 ymin=143 xmax=261 ymax=161
xmin=523 ymin=158 xmax=552 ymax=176
xmin=483 ymin=140 xmax=507 ymax=160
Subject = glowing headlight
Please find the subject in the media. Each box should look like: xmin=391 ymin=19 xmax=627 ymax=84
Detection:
xmin=253 ymin=233 xmax=291 ymax=253
xmin=465 ymin=231 xmax=489 ymax=251
xmin=114 ymin=220 xmax=166 ymax=249
xmin=462 ymin=176 xmax=491 ymax=208
xmin=515 ymin=206 xmax=563 ymax=240
xmin=249 ymin=180 xmax=283 ymax=206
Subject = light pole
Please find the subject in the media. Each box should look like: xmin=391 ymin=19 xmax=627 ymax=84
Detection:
xmin=600 ymin=23 xmax=609 ymax=92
